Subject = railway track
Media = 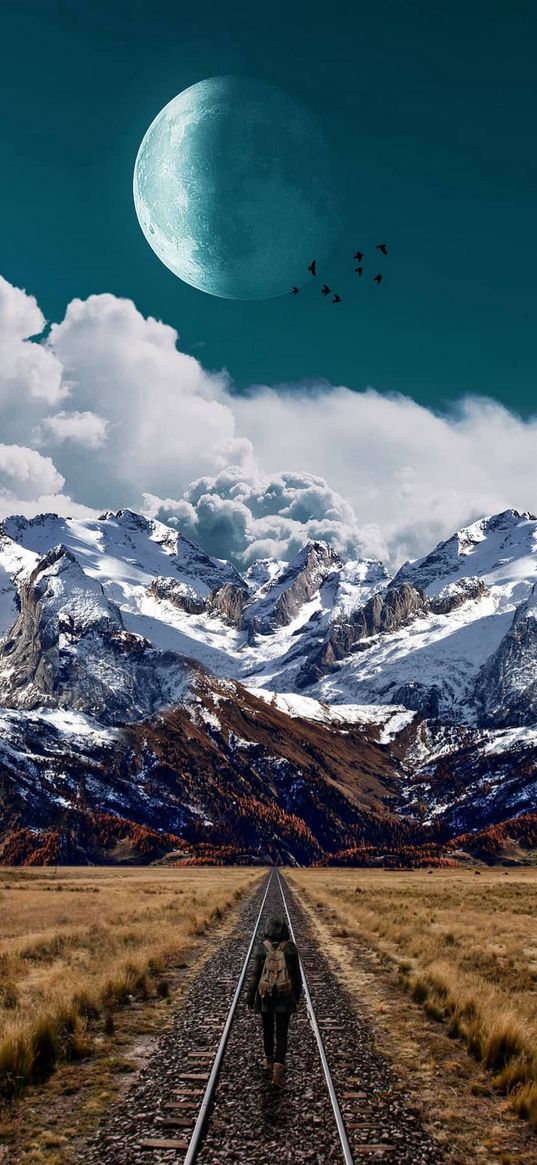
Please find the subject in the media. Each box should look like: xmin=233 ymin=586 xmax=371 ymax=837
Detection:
xmin=83 ymin=871 xmax=446 ymax=1165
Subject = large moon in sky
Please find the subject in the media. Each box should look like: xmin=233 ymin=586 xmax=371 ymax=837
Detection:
xmin=133 ymin=76 xmax=339 ymax=300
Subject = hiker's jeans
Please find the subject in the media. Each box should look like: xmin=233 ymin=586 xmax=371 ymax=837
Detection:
xmin=262 ymin=1011 xmax=291 ymax=1063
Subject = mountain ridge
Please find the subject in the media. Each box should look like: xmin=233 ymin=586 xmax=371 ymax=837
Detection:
xmin=1 ymin=505 xmax=536 ymax=865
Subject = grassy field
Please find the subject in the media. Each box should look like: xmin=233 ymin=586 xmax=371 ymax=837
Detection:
xmin=0 ymin=865 xmax=260 ymax=1103
xmin=288 ymin=867 xmax=537 ymax=1138
xmin=4 ymin=864 xmax=536 ymax=1164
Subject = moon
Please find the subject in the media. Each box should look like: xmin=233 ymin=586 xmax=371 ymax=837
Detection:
xmin=133 ymin=76 xmax=339 ymax=300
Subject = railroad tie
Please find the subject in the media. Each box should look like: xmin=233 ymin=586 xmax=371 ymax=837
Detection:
xmin=177 ymin=1072 xmax=210 ymax=1081
xmin=347 ymin=1123 xmax=383 ymax=1131
xmin=172 ymin=1087 xmax=205 ymax=1097
xmin=164 ymin=1101 xmax=199 ymax=1110
xmin=139 ymin=1138 xmax=189 ymax=1151
xmin=160 ymin=1116 xmax=194 ymax=1129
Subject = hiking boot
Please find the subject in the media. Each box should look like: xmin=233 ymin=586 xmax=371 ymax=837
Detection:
xmin=272 ymin=1062 xmax=284 ymax=1088
xmin=263 ymin=1056 xmax=273 ymax=1073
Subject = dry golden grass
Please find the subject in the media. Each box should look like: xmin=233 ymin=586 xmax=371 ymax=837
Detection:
xmin=0 ymin=865 xmax=260 ymax=1100
xmin=288 ymin=868 xmax=537 ymax=1132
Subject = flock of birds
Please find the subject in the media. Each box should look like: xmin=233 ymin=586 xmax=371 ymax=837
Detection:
xmin=291 ymin=242 xmax=389 ymax=303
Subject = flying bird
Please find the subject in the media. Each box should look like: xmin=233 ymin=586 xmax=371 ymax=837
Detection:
xmin=354 ymin=266 xmax=364 ymax=276
xmin=373 ymin=274 xmax=383 ymax=284
xmin=308 ymin=259 xmax=317 ymax=276
xmin=376 ymin=243 xmax=388 ymax=255
xmin=353 ymin=251 xmax=364 ymax=262
xmin=321 ymin=284 xmax=331 ymax=296
xmin=332 ymin=293 xmax=342 ymax=303
xmin=291 ymin=286 xmax=300 ymax=295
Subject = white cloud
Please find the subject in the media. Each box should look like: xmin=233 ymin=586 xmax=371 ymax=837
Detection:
xmin=45 ymin=292 xmax=242 ymax=505
xmin=143 ymin=467 xmax=363 ymax=563
xmin=34 ymin=410 xmax=110 ymax=449
xmin=0 ymin=444 xmax=63 ymax=499
xmin=0 ymin=442 xmax=92 ymax=522
xmin=0 ymin=493 xmax=94 ymax=522
xmin=0 ymin=277 xmax=43 ymax=341
xmin=142 ymin=386 xmax=537 ymax=566
xmin=0 ymin=272 xmax=536 ymax=566
xmin=0 ymin=275 xmax=65 ymax=409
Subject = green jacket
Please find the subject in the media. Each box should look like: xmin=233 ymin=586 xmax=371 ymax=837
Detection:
xmin=246 ymin=938 xmax=303 ymax=1014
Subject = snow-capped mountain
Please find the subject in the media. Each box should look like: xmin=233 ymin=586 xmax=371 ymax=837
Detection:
xmin=1 ymin=506 xmax=537 ymax=865
xmin=305 ymin=509 xmax=537 ymax=724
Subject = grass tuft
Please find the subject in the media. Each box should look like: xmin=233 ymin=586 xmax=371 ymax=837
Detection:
xmin=511 ymin=1081 xmax=537 ymax=1128
xmin=0 ymin=1027 xmax=33 ymax=1098
xmin=483 ymin=1016 xmax=527 ymax=1072
xmin=31 ymin=1014 xmax=59 ymax=1081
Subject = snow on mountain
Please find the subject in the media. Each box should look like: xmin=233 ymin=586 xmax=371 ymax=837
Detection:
xmin=0 ymin=670 xmax=430 ymax=866
xmin=0 ymin=562 xmax=18 ymax=639
xmin=394 ymin=509 xmax=537 ymax=600
xmin=0 ymin=542 xmax=196 ymax=723
xmin=1 ymin=505 xmax=537 ymax=864
xmin=398 ymin=717 xmax=537 ymax=837
xmin=0 ymin=513 xmax=390 ymax=695
xmin=312 ymin=580 xmax=504 ymax=720
xmin=244 ymin=557 xmax=285 ymax=589
xmin=474 ymin=584 xmax=537 ymax=727
xmin=1 ymin=508 xmax=242 ymax=600
xmin=242 ymin=542 xmax=343 ymax=637
xmin=309 ymin=510 xmax=537 ymax=724
xmin=238 ymin=552 xmax=389 ymax=694
xmin=1 ymin=507 xmax=537 ymax=729
xmin=254 ymin=689 xmax=416 ymax=742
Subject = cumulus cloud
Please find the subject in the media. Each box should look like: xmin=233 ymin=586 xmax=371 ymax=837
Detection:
xmin=1 ymin=271 xmax=537 ymax=566
xmin=0 ymin=275 xmax=65 ymax=410
xmin=0 ymin=442 xmax=93 ymax=522
xmin=45 ymin=292 xmax=242 ymax=505
xmin=143 ymin=467 xmax=363 ymax=564
xmin=0 ymin=444 xmax=63 ymax=499
xmin=34 ymin=410 xmax=110 ymax=449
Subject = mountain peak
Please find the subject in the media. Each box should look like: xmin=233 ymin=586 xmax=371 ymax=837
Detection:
xmin=35 ymin=543 xmax=78 ymax=574
xmin=242 ymin=539 xmax=344 ymax=639
xmin=394 ymin=509 xmax=537 ymax=596
xmin=458 ymin=508 xmax=535 ymax=547
xmin=286 ymin=539 xmax=343 ymax=571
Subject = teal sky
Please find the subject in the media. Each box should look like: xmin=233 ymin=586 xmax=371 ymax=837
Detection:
xmin=2 ymin=0 xmax=537 ymax=413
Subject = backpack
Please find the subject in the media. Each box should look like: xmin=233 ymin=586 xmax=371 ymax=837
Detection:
xmin=258 ymin=939 xmax=293 ymax=998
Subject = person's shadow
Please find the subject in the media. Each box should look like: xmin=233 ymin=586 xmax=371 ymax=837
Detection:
xmin=260 ymin=1079 xmax=285 ymax=1125
xmin=259 ymin=1055 xmax=301 ymax=1129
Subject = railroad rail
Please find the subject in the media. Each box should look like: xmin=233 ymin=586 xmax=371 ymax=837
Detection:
xmin=276 ymin=870 xmax=354 ymax=1165
xmin=181 ymin=870 xmax=274 ymax=1165
xmin=85 ymin=870 xmax=445 ymax=1165
xmin=173 ymin=869 xmax=353 ymax=1165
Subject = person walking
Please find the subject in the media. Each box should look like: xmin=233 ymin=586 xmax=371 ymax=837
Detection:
xmin=246 ymin=913 xmax=302 ymax=1088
